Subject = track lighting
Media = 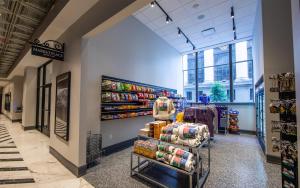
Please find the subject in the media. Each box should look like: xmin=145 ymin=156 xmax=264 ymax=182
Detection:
xmin=150 ymin=1 xmax=155 ymax=8
xmin=231 ymin=7 xmax=234 ymax=18
xmin=178 ymin=29 xmax=181 ymax=36
xmin=186 ymin=39 xmax=189 ymax=43
xmin=166 ymin=17 xmax=170 ymax=24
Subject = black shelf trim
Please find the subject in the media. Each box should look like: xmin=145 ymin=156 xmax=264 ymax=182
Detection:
xmin=101 ymin=108 xmax=153 ymax=114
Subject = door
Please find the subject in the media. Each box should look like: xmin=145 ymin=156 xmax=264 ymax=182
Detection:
xmin=36 ymin=61 xmax=52 ymax=137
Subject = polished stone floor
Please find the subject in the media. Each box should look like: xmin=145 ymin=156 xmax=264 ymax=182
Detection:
xmin=0 ymin=116 xmax=93 ymax=188
xmin=83 ymin=134 xmax=281 ymax=188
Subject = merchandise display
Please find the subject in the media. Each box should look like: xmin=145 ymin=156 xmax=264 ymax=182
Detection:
xmin=153 ymin=96 xmax=175 ymax=120
xmin=131 ymin=121 xmax=210 ymax=188
xmin=100 ymin=76 xmax=181 ymax=121
xmin=269 ymin=72 xmax=298 ymax=188
xmin=183 ymin=107 xmax=215 ymax=137
xmin=228 ymin=109 xmax=240 ymax=134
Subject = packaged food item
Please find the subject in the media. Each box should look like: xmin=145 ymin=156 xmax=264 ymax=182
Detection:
xmin=124 ymin=83 xmax=132 ymax=91
xmin=139 ymin=128 xmax=150 ymax=137
xmin=120 ymin=93 xmax=126 ymax=101
xmin=102 ymin=92 xmax=112 ymax=102
xmin=111 ymin=82 xmax=117 ymax=90
xmin=111 ymin=93 xmax=120 ymax=102
xmin=101 ymin=80 xmax=113 ymax=90
xmin=138 ymin=93 xmax=144 ymax=99
xmin=116 ymin=82 xmax=124 ymax=91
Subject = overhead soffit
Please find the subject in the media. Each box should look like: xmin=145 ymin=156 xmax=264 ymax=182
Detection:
xmin=0 ymin=0 xmax=55 ymax=77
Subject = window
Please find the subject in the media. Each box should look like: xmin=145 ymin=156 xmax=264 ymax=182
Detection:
xmin=232 ymin=40 xmax=254 ymax=102
xmin=186 ymin=91 xmax=192 ymax=101
xmin=183 ymin=40 xmax=254 ymax=103
xmin=183 ymin=53 xmax=196 ymax=102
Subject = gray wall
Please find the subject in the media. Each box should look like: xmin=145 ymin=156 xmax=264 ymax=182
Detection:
xmin=81 ymin=16 xmax=182 ymax=148
xmin=291 ymin=0 xmax=300 ymax=183
xmin=252 ymin=0 xmax=295 ymax=158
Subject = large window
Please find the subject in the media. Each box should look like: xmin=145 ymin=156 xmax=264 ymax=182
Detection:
xmin=183 ymin=40 xmax=253 ymax=103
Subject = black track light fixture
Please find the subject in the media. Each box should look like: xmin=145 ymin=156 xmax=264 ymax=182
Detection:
xmin=166 ymin=16 xmax=170 ymax=24
xmin=150 ymin=1 xmax=155 ymax=8
xmin=231 ymin=6 xmax=234 ymax=18
xmin=186 ymin=39 xmax=189 ymax=43
xmin=178 ymin=29 xmax=181 ymax=36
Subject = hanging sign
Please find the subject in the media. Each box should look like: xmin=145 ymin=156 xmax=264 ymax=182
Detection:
xmin=31 ymin=39 xmax=64 ymax=61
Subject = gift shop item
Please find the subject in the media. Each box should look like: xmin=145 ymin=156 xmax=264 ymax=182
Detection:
xmin=153 ymin=97 xmax=175 ymax=120
xmin=228 ymin=109 xmax=240 ymax=134
xmin=183 ymin=107 xmax=215 ymax=137
xmin=269 ymin=73 xmax=298 ymax=188
xmin=146 ymin=121 xmax=167 ymax=139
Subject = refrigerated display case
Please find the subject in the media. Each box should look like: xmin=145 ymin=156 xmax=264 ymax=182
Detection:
xmin=256 ymin=87 xmax=266 ymax=153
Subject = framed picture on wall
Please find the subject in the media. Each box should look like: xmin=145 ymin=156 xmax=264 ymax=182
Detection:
xmin=54 ymin=72 xmax=71 ymax=141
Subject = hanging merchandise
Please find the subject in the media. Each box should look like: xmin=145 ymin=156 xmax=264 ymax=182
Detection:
xmin=153 ymin=96 xmax=175 ymax=120
xmin=268 ymin=72 xmax=297 ymax=188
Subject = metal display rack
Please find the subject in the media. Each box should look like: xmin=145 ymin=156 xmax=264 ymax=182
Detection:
xmin=130 ymin=135 xmax=210 ymax=188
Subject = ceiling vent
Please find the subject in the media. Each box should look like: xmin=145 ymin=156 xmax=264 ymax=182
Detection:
xmin=201 ymin=27 xmax=216 ymax=37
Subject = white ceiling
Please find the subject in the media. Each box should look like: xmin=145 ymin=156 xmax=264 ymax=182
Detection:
xmin=133 ymin=0 xmax=257 ymax=53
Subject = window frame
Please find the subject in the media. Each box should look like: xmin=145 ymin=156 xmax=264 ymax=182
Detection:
xmin=183 ymin=41 xmax=254 ymax=104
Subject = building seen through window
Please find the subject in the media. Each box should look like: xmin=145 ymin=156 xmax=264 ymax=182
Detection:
xmin=183 ymin=40 xmax=253 ymax=103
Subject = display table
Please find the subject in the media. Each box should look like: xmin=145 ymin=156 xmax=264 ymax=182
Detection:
xmin=130 ymin=135 xmax=210 ymax=188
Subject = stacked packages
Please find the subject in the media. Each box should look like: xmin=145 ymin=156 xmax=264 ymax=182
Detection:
xmin=159 ymin=122 xmax=209 ymax=147
xmin=133 ymin=140 xmax=195 ymax=172
xmin=156 ymin=144 xmax=194 ymax=172
xmin=133 ymin=140 xmax=157 ymax=159
xmin=143 ymin=121 xmax=167 ymax=139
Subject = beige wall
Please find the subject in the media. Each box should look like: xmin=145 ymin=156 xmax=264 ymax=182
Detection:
xmin=2 ymin=76 xmax=24 ymax=121
xmin=48 ymin=0 xmax=139 ymax=167
xmin=22 ymin=67 xmax=37 ymax=128
xmin=291 ymin=0 xmax=300 ymax=183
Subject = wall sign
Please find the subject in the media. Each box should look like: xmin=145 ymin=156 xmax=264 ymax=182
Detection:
xmin=31 ymin=39 xmax=64 ymax=61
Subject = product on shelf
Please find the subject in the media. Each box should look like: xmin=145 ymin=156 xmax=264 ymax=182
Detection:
xmin=145 ymin=121 xmax=167 ymax=139
xmin=157 ymin=122 xmax=209 ymax=147
xmin=139 ymin=128 xmax=150 ymax=137
xmin=228 ymin=109 xmax=240 ymax=134
xmin=133 ymin=140 xmax=157 ymax=159
xmin=170 ymin=156 xmax=194 ymax=172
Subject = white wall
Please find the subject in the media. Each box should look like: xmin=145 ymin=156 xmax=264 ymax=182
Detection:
xmin=81 ymin=16 xmax=182 ymax=148
xmin=252 ymin=0 xmax=264 ymax=84
xmin=256 ymin=0 xmax=294 ymax=158
xmin=291 ymin=0 xmax=300 ymax=184
xmin=22 ymin=67 xmax=37 ymax=128
xmin=228 ymin=104 xmax=256 ymax=131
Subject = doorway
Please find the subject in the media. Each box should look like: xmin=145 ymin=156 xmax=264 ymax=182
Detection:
xmin=36 ymin=61 xmax=52 ymax=137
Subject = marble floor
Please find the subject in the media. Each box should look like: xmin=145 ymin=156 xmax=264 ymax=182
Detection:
xmin=83 ymin=134 xmax=282 ymax=188
xmin=0 ymin=115 xmax=93 ymax=188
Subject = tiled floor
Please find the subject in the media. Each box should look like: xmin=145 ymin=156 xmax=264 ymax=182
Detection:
xmin=1 ymin=115 xmax=282 ymax=188
xmin=0 ymin=115 xmax=93 ymax=188
xmin=83 ymin=134 xmax=281 ymax=188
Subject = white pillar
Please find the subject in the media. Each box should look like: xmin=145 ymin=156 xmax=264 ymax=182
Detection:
xmin=22 ymin=67 xmax=37 ymax=129
xmin=204 ymin=49 xmax=214 ymax=82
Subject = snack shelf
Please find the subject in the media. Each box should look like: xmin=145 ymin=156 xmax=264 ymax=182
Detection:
xmin=101 ymin=113 xmax=153 ymax=121
xmin=102 ymin=89 xmax=156 ymax=95
xmin=101 ymin=108 xmax=153 ymax=114
xmin=130 ymin=136 xmax=210 ymax=188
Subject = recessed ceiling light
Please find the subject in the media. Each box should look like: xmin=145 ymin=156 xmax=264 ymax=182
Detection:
xmin=192 ymin=3 xmax=200 ymax=9
xmin=197 ymin=15 xmax=205 ymax=20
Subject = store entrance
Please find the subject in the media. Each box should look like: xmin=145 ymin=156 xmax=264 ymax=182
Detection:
xmin=36 ymin=61 xmax=52 ymax=137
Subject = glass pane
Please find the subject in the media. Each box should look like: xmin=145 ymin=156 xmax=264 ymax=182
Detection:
xmin=183 ymin=53 xmax=196 ymax=102
xmin=198 ymin=46 xmax=230 ymax=103
xmin=38 ymin=88 xmax=43 ymax=129
xmin=39 ymin=67 xmax=43 ymax=86
xmin=45 ymin=64 xmax=52 ymax=84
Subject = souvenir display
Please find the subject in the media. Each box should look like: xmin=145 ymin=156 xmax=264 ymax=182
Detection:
xmin=269 ymin=72 xmax=297 ymax=188
xmin=153 ymin=97 xmax=175 ymax=120
xmin=228 ymin=109 xmax=240 ymax=134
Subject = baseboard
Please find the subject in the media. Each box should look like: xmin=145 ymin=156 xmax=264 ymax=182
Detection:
xmin=22 ymin=125 xmax=36 ymax=131
xmin=266 ymin=154 xmax=281 ymax=165
xmin=240 ymin=129 xmax=256 ymax=135
xmin=49 ymin=146 xmax=86 ymax=177
xmin=12 ymin=119 xmax=22 ymax=123
xmin=102 ymin=137 xmax=137 ymax=156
